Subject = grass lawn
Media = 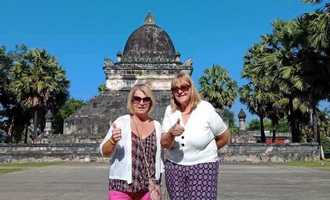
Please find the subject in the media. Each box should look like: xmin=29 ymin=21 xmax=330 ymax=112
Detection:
xmin=0 ymin=161 xmax=64 ymax=175
xmin=287 ymin=159 xmax=330 ymax=171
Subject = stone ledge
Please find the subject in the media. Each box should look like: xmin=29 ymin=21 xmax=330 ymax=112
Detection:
xmin=0 ymin=143 xmax=320 ymax=163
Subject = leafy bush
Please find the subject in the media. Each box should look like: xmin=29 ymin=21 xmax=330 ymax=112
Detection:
xmin=321 ymin=135 xmax=330 ymax=153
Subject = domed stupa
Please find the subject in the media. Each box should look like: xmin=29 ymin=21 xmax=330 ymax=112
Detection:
xmin=63 ymin=13 xmax=193 ymax=140
xmin=122 ymin=13 xmax=176 ymax=63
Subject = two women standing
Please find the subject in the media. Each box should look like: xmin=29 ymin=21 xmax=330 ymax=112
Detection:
xmin=100 ymin=72 xmax=230 ymax=200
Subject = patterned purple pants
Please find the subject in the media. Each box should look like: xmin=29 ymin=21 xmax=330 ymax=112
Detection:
xmin=164 ymin=160 xmax=219 ymax=200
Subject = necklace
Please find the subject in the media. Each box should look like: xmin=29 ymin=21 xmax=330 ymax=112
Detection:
xmin=132 ymin=115 xmax=153 ymax=139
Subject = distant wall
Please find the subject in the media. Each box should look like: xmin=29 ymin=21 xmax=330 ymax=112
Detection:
xmin=0 ymin=143 xmax=320 ymax=163
xmin=220 ymin=143 xmax=320 ymax=163
xmin=0 ymin=143 xmax=100 ymax=163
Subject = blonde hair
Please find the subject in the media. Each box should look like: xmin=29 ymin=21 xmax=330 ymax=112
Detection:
xmin=170 ymin=71 xmax=201 ymax=112
xmin=127 ymin=83 xmax=155 ymax=115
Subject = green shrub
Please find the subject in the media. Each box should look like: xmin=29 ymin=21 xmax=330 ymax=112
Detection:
xmin=321 ymin=135 xmax=330 ymax=153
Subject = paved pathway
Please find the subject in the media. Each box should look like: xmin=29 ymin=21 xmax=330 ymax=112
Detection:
xmin=0 ymin=163 xmax=329 ymax=200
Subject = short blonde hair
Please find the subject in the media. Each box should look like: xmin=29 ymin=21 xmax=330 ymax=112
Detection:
xmin=127 ymin=83 xmax=155 ymax=115
xmin=170 ymin=71 xmax=201 ymax=112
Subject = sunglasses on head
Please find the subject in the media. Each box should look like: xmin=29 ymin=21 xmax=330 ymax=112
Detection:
xmin=132 ymin=96 xmax=151 ymax=104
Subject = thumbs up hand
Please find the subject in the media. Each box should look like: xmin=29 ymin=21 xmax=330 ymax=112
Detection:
xmin=111 ymin=123 xmax=122 ymax=143
xmin=169 ymin=119 xmax=185 ymax=137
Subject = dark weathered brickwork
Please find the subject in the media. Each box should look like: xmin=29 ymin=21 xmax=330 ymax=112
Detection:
xmin=63 ymin=14 xmax=192 ymax=141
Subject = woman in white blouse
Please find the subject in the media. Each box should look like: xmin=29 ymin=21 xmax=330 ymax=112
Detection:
xmin=100 ymin=84 xmax=162 ymax=200
xmin=161 ymin=72 xmax=230 ymax=200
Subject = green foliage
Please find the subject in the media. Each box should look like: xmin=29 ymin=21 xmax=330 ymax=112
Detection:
xmin=321 ymin=135 xmax=330 ymax=153
xmin=0 ymin=47 xmax=13 ymax=111
xmin=9 ymin=48 xmax=69 ymax=109
xmin=247 ymin=119 xmax=260 ymax=130
xmin=58 ymin=98 xmax=86 ymax=120
xmin=0 ymin=45 xmax=70 ymax=142
xmin=277 ymin=118 xmax=290 ymax=132
xmin=230 ymin=126 xmax=239 ymax=134
xmin=222 ymin=108 xmax=236 ymax=128
xmin=241 ymin=7 xmax=330 ymax=142
xmin=248 ymin=118 xmax=289 ymax=132
xmin=0 ymin=46 xmax=29 ymax=143
xmin=98 ymin=83 xmax=107 ymax=95
xmin=248 ymin=119 xmax=271 ymax=131
xmin=53 ymin=98 xmax=86 ymax=134
xmin=319 ymin=109 xmax=330 ymax=152
xmin=199 ymin=65 xmax=238 ymax=111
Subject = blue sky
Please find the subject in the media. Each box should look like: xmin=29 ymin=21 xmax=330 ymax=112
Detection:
xmin=1 ymin=0 xmax=324 ymax=122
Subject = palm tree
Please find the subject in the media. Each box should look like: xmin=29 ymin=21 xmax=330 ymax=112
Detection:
xmin=241 ymin=2 xmax=330 ymax=143
xmin=239 ymin=84 xmax=268 ymax=142
xmin=241 ymin=21 xmax=311 ymax=142
xmin=297 ymin=10 xmax=330 ymax=143
xmin=199 ymin=65 xmax=238 ymax=113
xmin=0 ymin=46 xmax=32 ymax=143
xmin=0 ymin=47 xmax=12 ymax=110
xmin=9 ymin=48 xmax=69 ymax=140
xmin=0 ymin=47 xmax=12 ymax=137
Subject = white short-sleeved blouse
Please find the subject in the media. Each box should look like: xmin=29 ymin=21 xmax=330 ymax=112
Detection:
xmin=162 ymin=100 xmax=227 ymax=165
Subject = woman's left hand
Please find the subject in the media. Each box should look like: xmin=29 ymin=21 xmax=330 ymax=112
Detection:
xmin=215 ymin=129 xmax=230 ymax=149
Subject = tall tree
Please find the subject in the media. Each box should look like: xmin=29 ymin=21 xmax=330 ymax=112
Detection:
xmin=297 ymin=4 xmax=330 ymax=142
xmin=1 ymin=46 xmax=33 ymax=143
xmin=241 ymin=41 xmax=285 ymax=142
xmin=239 ymin=84 xmax=268 ymax=142
xmin=0 ymin=47 xmax=12 ymax=134
xmin=199 ymin=65 xmax=238 ymax=112
xmin=0 ymin=47 xmax=12 ymax=113
xmin=9 ymin=48 xmax=69 ymax=140
xmin=241 ymin=20 xmax=316 ymax=142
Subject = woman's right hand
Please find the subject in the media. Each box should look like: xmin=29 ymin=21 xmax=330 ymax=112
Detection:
xmin=169 ymin=119 xmax=184 ymax=137
xmin=111 ymin=123 xmax=122 ymax=143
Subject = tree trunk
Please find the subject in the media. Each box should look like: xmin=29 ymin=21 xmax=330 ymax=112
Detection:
xmin=312 ymin=106 xmax=320 ymax=144
xmin=260 ymin=115 xmax=266 ymax=143
xmin=289 ymin=97 xmax=300 ymax=143
xmin=33 ymin=109 xmax=38 ymax=142
xmin=24 ymin=124 xmax=28 ymax=144
xmin=7 ymin=118 xmax=14 ymax=143
xmin=272 ymin=120 xmax=277 ymax=143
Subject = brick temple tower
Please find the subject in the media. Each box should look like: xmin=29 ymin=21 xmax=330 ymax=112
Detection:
xmin=63 ymin=13 xmax=193 ymax=141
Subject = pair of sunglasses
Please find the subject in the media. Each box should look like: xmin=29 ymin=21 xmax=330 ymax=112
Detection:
xmin=172 ymin=85 xmax=191 ymax=92
xmin=132 ymin=96 xmax=151 ymax=104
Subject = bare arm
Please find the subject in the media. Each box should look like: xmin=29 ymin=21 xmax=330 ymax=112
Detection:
xmin=215 ymin=129 xmax=230 ymax=149
xmin=101 ymin=139 xmax=117 ymax=157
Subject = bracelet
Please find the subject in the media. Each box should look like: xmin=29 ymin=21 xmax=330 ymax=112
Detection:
xmin=109 ymin=138 xmax=116 ymax=145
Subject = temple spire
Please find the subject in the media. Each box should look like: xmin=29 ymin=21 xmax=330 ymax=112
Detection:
xmin=144 ymin=12 xmax=155 ymax=25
